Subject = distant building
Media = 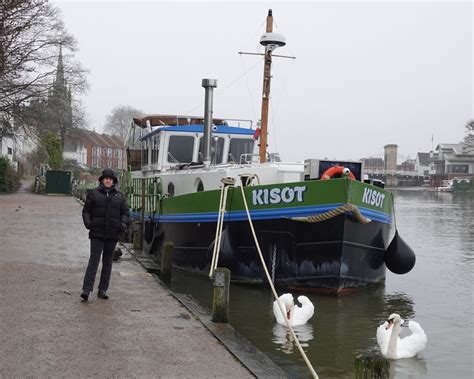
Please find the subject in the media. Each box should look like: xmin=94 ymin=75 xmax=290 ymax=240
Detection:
xmin=360 ymin=157 xmax=384 ymax=170
xmin=437 ymin=143 xmax=473 ymax=176
xmin=399 ymin=159 xmax=416 ymax=172
xmin=0 ymin=116 xmax=39 ymax=170
xmin=415 ymin=152 xmax=430 ymax=177
xmin=428 ymin=142 xmax=474 ymax=186
xmin=0 ymin=135 xmax=14 ymax=163
xmin=384 ymin=144 xmax=398 ymax=171
xmin=48 ymin=46 xmax=73 ymax=147
xmin=64 ymin=129 xmax=126 ymax=170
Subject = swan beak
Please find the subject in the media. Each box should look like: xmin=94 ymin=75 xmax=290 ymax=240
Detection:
xmin=385 ymin=320 xmax=393 ymax=330
xmin=287 ymin=310 xmax=291 ymax=320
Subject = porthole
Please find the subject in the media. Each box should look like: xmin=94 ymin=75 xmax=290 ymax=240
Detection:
xmin=167 ymin=182 xmax=175 ymax=197
xmin=197 ymin=180 xmax=204 ymax=192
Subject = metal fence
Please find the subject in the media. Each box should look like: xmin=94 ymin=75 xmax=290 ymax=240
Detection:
xmin=125 ymin=176 xmax=162 ymax=214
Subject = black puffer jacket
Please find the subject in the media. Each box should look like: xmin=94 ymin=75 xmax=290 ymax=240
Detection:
xmin=82 ymin=184 xmax=129 ymax=240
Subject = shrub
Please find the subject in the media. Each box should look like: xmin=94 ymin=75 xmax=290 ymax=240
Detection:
xmin=0 ymin=157 xmax=21 ymax=193
xmin=42 ymin=132 xmax=63 ymax=170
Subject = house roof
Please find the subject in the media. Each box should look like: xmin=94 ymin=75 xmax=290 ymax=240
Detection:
xmin=110 ymin=135 xmax=124 ymax=148
xmin=66 ymin=128 xmax=125 ymax=149
xmin=99 ymin=133 xmax=123 ymax=149
xmin=435 ymin=143 xmax=464 ymax=155
xmin=416 ymin=152 xmax=430 ymax=165
xmin=360 ymin=157 xmax=384 ymax=166
xmin=444 ymin=155 xmax=474 ymax=163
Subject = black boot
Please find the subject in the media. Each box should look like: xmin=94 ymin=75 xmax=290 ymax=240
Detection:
xmin=97 ymin=290 xmax=109 ymax=299
xmin=80 ymin=292 xmax=89 ymax=301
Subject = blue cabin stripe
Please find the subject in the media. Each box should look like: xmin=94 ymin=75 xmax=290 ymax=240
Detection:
xmin=141 ymin=124 xmax=255 ymax=140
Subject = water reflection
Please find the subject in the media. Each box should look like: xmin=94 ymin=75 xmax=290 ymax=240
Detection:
xmin=168 ymin=190 xmax=473 ymax=378
xmin=392 ymin=355 xmax=428 ymax=379
xmin=383 ymin=292 xmax=415 ymax=320
xmin=272 ymin=324 xmax=314 ymax=354
xmin=170 ymin=272 xmax=418 ymax=378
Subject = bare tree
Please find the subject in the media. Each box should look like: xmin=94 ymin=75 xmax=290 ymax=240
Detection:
xmin=464 ymin=120 xmax=474 ymax=153
xmin=0 ymin=0 xmax=88 ymax=139
xmin=465 ymin=120 xmax=474 ymax=134
xmin=103 ymin=105 xmax=143 ymax=141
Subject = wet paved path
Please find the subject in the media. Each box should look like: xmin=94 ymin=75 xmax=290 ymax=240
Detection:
xmin=0 ymin=192 xmax=252 ymax=378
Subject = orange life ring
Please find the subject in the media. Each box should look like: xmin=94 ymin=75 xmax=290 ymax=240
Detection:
xmin=321 ymin=166 xmax=356 ymax=180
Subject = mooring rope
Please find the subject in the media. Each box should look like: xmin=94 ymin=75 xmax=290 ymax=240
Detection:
xmin=209 ymin=184 xmax=225 ymax=278
xmin=291 ymin=203 xmax=371 ymax=224
xmin=238 ymin=176 xmax=319 ymax=379
xmin=209 ymin=177 xmax=236 ymax=278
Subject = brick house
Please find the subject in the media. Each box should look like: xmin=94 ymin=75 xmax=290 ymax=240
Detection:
xmin=64 ymin=129 xmax=126 ymax=170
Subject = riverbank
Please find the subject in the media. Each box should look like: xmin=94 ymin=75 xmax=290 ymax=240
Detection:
xmin=0 ymin=192 xmax=259 ymax=377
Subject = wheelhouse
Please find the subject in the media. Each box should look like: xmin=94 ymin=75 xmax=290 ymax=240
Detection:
xmin=127 ymin=115 xmax=257 ymax=172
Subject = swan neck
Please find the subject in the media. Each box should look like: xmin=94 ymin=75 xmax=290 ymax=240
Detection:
xmin=386 ymin=323 xmax=400 ymax=357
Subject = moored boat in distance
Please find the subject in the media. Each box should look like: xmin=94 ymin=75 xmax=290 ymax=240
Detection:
xmin=436 ymin=179 xmax=454 ymax=192
xmin=123 ymin=10 xmax=415 ymax=294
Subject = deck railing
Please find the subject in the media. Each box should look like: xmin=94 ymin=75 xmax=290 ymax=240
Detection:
xmin=124 ymin=176 xmax=162 ymax=214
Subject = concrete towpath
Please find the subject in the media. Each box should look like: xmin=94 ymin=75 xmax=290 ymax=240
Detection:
xmin=0 ymin=191 xmax=253 ymax=378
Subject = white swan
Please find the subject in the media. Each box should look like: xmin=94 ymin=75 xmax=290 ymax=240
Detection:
xmin=273 ymin=293 xmax=314 ymax=327
xmin=377 ymin=313 xmax=427 ymax=359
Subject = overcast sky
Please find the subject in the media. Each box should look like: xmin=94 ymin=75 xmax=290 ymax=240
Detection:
xmin=55 ymin=0 xmax=472 ymax=162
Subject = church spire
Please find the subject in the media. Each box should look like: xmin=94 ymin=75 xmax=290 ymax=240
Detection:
xmin=55 ymin=45 xmax=65 ymax=90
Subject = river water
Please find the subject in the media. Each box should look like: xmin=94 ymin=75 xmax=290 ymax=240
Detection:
xmin=170 ymin=190 xmax=473 ymax=378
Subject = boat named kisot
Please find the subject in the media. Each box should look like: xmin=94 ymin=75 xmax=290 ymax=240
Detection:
xmin=122 ymin=10 xmax=415 ymax=294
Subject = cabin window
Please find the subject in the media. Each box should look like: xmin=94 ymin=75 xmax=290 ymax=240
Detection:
xmin=141 ymin=140 xmax=149 ymax=166
xmin=198 ymin=137 xmax=225 ymax=164
xmin=229 ymin=138 xmax=254 ymax=163
xmin=168 ymin=136 xmax=194 ymax=163
xmin=167 ymin=182 xmax=175 ymax=197
xmin=151 ymin=136 xmax=160 ymax=164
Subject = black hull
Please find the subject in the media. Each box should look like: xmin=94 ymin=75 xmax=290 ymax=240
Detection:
xmin=141 ymin=214 xmax=390 ymax=293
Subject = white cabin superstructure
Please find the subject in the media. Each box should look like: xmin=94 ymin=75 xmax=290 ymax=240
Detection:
xmin=126 ymin=115 xmax=304 ymax=197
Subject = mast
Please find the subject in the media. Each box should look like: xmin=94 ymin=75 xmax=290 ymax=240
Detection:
xmin=259 ymin=10 xmax=274 ymax=163
xmin=239 ymin=10 xmax=292 ymax=163
xmin=257 ymin=9 xmax=287 ymax=163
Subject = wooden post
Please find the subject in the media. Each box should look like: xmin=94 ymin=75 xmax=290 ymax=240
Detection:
xmin=354 ymin=353 xmax=390 ymax=379
xmin=140 ymin=178 xmax=145 ymax=249
xmin=161 ymin=242 xmax=174 ymax=282
xmin=211 ymin=267 xmax=231 ymax=323
xmin=132 ymin=222 xmax=141 ymax=250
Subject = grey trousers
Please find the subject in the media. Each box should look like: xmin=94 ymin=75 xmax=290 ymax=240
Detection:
xmin=82 ymin=239 xmax=117 ymax=293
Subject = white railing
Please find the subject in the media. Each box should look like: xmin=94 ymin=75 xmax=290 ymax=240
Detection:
xmin=364 ymin=168 xmax=422 ymax=177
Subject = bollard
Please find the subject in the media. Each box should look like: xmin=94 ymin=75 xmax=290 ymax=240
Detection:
xmin=211 ymin=267 xmax=231 ymax=323
xmin=354 ymin=353 xmax=390 ymax=379
xmin=132 ymin=221 xmax=143 ymax=250
xmin=161 ymin=242 xmax=174 ymax=282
